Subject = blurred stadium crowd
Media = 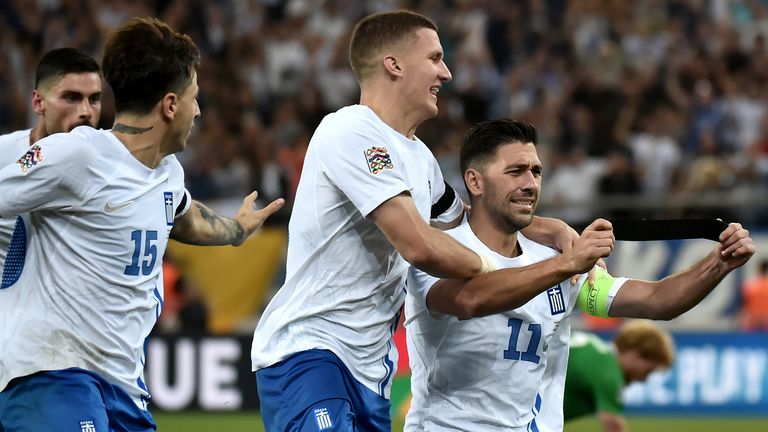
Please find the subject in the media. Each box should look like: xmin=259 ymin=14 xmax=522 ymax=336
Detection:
xmin=1 ymin=0 xmax=768 ymax=228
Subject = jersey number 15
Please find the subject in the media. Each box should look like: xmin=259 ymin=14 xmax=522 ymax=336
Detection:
xmin=124 ymin=230 xmax=158 ymax=276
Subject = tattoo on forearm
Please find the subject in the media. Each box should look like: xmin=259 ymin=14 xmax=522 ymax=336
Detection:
xmin=197 ymin=203 xmax=245 ymax=245
xmin=113 ymin=123 xmax=153 ymax=134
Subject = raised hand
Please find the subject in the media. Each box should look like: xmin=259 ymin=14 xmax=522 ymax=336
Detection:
xmin=235 ymin=191 xmax=285 ymax=243
xmin=716 ymin=222 xmax=755 ymax=270
xmin=565 ymin=218 xmax=615 ymax=284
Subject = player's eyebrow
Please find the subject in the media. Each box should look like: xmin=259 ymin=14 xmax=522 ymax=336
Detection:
xmin=60 ymin=90 xmax=85 ymax=97
xmin=505 ymin=162 xmax=542 ymax=171
xmin=429 ymin=49 xmax=443 ymax=60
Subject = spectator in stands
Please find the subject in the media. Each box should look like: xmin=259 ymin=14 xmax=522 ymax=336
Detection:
xmin=597 ymin=146 xmax=642 ymax=219
xmin=741 ymin=258 xmax=768 ymax=331
xmin=0 ymin=0 xmax=766 ymax=226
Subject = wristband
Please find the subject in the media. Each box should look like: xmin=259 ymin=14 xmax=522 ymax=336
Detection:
xmin=477 ymin=252 xmax=496 ymax=275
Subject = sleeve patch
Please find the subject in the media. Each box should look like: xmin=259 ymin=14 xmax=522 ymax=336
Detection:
xmin=17 ymin=144 xmax=44 ymax=174
xmin=364 ymin=146 xmax=394 ymax=174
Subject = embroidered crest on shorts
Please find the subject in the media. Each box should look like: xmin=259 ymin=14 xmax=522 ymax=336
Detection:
xmin=79 ymin=420 xmax=96 ymax=432
xmin=364 ymin=146 xmax=394 ymax=174
xmin=17 ymin=144 xmax=44 ymax=174
xmin=547 ymin=285 xmax=566 ymax=315
xmin=314 ymin=407 xmax=333 ymax=430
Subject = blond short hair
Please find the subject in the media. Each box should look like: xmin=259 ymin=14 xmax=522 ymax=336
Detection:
xmin=349 ymin=10 xmax=438 ymax=82
xmin=614 ymin=319 xmax=675 ymax=368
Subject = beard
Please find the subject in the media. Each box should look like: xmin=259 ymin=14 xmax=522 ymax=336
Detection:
xmin=488 ymin=205 xmax=535 ymax=234
xmin=484 ymin=181 xmax=537 ymax=234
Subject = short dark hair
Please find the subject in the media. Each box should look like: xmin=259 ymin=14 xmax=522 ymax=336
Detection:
xmin=102 ymin=17 xmax=200 ymax=115
xmin=460 ymin=119 xmax=538 ymax=174
xmin=349 ymin=10 xmax=437 ymax=81
xmin=35 ymin=48 xmax=101 ymax=89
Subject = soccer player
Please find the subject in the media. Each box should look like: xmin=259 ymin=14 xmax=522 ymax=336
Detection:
xmin=564 ymin=320 xmax=675 ymax=432
xmin=404 ymin=118 xmax=754 ymax=431
xmin=251 ymin=11 xmax=580 ymax=432
xmin=0 ymin=47 xmax=102 ymax=275
xmin=0 ymin=18 xmax=284 ymax=431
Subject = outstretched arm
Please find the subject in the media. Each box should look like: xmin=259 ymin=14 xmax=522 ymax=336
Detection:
xmin=609 ymin=223 xmax=755 ymax=320
xmin=426 ymin=219 xmax=614 ymax=319
xmin=171 ymin=191 xmax=284 ymax=246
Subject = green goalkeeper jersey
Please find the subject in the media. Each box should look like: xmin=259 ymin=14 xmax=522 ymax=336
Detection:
xmin=563 ymin=331 xmax=625 ymax=421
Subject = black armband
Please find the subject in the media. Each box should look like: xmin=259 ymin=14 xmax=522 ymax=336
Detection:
xmin=175 ymin=192 xmax=189 ymax=217
xmin=431 ymin=181 xmax=457 ymax=219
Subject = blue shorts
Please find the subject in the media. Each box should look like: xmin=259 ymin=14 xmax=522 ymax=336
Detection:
xmin=0 ymin=368 xmax=156 ymax=432
xmin=256 ymin=349 xmax=391 ymax=432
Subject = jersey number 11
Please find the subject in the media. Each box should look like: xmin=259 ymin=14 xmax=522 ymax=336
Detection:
xmin=503 ymin=318 xmax=542 ymax=364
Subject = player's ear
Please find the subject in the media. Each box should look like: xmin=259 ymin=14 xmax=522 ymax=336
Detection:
xmin=383 ymin=54 xmax=403 ymax=78
xmin=161 ymin=92 xmax=178 ymax=121
xmin=32 ymin=90 xmax=45 ymax=115
xmin=464 ymin=168 xmax=483 ymax=197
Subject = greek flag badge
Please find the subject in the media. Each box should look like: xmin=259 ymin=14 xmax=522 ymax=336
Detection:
xmin=547 ymin=285 xmax=565 ymax=315
xmin=164 ymin=192 xmax=174 ymax=226
xmin=314 ymin=407 xmax=333 ymax=430
xmin=79 ymin=420 xmax=96 ymax=432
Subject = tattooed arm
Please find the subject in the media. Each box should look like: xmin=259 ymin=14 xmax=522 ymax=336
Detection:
xmin=170 ymin=191 xmax=285 ymax=246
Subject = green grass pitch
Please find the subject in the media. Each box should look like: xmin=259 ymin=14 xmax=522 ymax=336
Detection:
xmin=154 ymin=412 xmax=768 ymax=431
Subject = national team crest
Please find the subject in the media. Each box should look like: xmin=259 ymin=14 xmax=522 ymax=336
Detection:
xmin=79 ymin=419 xmax=96 ymax=432
xmin=547 ymin=285 xmax=566 ymax=315
xmin=364 ymin=146 xmax=394 ymax=174
xmin=17 ymin=144 xmax=44 ymax=174
xmin=164 ymin=192 xmax=174 ymax=226
xmin=314 ymin=407 xmax=333 ymax=430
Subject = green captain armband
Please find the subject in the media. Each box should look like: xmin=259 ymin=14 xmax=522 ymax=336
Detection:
xmin=576 ymin=267 xmax=616 ymax=318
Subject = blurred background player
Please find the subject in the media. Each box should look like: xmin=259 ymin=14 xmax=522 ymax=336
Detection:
xmin=564 ymin=320 xmax=676 ymax=432
xmin=740 ymin=258 xmax=768 ymax=331
xmin=251 ymin=10 xmax=581 ymax=432
xmin=0 ymin=17 xmax=283 ymax=432
xmin=404 ymin=118 xmax=755 ymax=431
xmin=0 ymin=47 xmax=101 ymax=276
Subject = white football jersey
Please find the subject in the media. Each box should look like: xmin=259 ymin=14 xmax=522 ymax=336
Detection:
xmin=405 ymin=223 xmax=588 ymax=432
xmin=0 ymin=129 xmax=32 ymax=274
xmin=0 ymin=126 xmax=191 ymax=409
xmin=251 ymin=105 xmax=448 ymax=398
